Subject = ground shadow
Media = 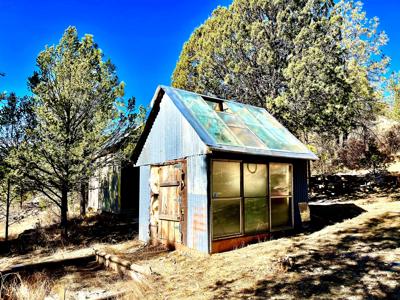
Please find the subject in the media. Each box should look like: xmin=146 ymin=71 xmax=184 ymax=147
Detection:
xmin=0 ymin=213 xmax=138 ymax=256
xmin=307 ymin=203 xmax=366 ymax=231
xmin=224 ymin=211 xmax=400 ymax=299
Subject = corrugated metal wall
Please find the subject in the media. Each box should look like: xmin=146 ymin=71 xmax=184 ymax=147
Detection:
xmin=186 ymin=155 xmax=209 ymax=253
xmin=138 ymin=165 xmax=151 ymax=242
xmin=87 ymin=158 xmax=121 ymax=214
xmin=88 ymin=175 xmax=100 ymax=211
xmin=136 ymin=93 xmax=210 ymax=250
xmin=136 ymin=94 xmax=208 ymax=166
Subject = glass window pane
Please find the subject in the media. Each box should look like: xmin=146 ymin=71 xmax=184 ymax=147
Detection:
xmin=244 ymin=163 xmax=267 ymax=197
xmin=213 ymin=198 xmax=241 ymax=238
xmin=212 ymin=161 xmax=240 ymax=198
xmin=271 ymin=197 xmax=292 ymax=228
xmin=229 ymin=126 xmax=266 ymax=148
xmin=244 ymin=124 xmax=286 ymax=150
xmin=226 ymin=101 xmax=260 ymax=126
xmin=169 ymin=87 xmax=312 ymax=154
xmin=170 ymin=90 xmax=240 ymax=146
xmin=217 ymin=112 xmax=246 ymax=128
xmin=245 ymin=197 xmax=269 ymax=233
xmin=196 ymin=114 xmax=240 ymax=145
xmin=246 ymin=106 xmax=309 ymax=153
xmin=270 ymin=163 xmax=292 ymax=196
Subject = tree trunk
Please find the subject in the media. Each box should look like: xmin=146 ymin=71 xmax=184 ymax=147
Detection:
xmin=20 ymin=185 xmax=23 ymax=209
xmin=80 ymin=181 xmax=87 ymax=217
xmin=61 ymin=185 xmax=68 ymax=239
xmin=5 ymin=178 xmax=11 ymax=242
xmin=307 ymin=160 xmax=312 ymax=194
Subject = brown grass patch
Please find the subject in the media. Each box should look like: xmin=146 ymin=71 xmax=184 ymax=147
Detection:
xmin=115 ymin=194 xmax=400 ymax=300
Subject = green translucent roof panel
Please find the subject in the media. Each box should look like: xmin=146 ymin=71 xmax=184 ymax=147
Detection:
xmin=164 ymin=86 xmax=317 ymax=160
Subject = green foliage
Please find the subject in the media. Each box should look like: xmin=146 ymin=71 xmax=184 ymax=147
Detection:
xmin=20 ymin=26 xmax=142 ymax=233
xmin=0 ymin=92 xmax=35 ymax=186
xmin=39 ymin=198 xmax=47 ymax=210
xmin=0 ymin=92 xmax=35 ymax=240
xmin=389 ymin=73 xmax=400 ymax=121
xmin=335 ymin=0 xmax=389 ymax=87
xmin=172 ymin=0 xmax=387 ymax=139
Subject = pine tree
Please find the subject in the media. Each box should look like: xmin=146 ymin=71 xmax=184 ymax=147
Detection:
xmin=24 ymin=26 xmax=140 ymax=237
xmin=0 ymin=93 xmax=35 ymax=241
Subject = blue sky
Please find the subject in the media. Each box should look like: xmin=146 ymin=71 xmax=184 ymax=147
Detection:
xmin=0 ymin=0 xmax=398 ymax=107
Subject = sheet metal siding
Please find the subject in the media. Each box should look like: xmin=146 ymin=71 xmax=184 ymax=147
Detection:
xmin=136 ymin=94 xmax=208 ymax=166
xmin=293 ymin=160 xmax=308 ymax=227
xmin=186 ymin=155 xmax=209 ymax=253
xmin=138 ymin=165 xmax=151 ymax=242
xmin=88 ymin=174 xmax=100 ymax=211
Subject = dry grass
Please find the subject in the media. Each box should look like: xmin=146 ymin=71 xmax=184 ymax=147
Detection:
xmin=48 ymin=261 xmax=146 ymax=299
xmin=0 ymin=260 xmax=146 ymax=299
xmin=111 ymin=192 xmax=399 ymax=300
xmin=0 ymin=272 xmax=52 ymax=300
xmin=1 ymin=190 xmax=398 ymax=299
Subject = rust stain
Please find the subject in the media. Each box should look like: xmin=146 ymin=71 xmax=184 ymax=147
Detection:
xmin=212 ymin=233 xmax=270 ymax=253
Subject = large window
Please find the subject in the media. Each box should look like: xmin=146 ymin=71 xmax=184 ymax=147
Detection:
xmin=244 ymin=163 xmax=268 ymax=233
xmin=270 ymin=163 xmax=293 ymax=229
xmin=212 ymin=161 xmax=241 ymax=238
xmin=212 ymin=160 xmax=293 ymax=239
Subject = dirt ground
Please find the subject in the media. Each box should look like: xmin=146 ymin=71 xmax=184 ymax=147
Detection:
xmin=0 ymin=190 xmax=399 ymax=299
xmin=0 ymin=209 xmax=141 ymax=299
xmin=103 ymin=192 xmax=400 ymax=300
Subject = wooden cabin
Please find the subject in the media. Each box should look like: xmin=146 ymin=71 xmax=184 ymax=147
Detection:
xmin=132 ymin=86 xmax=317 ymax=253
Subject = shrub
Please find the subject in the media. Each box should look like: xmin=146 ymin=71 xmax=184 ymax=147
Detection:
xmin=379 ymin=124 xmax=400 ymax=155
xmin=338 ymin=134 xmax=392 ymax=173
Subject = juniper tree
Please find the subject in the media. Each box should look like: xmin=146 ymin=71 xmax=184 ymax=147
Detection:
xmin=172 ymin=0 xmax=386 ymax=140
xmin=25 ymin=26 xmax=142 ymax=237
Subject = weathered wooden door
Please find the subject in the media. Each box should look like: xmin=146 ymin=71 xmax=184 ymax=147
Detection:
xmin=150 ymin=161 xmax=186 ymax=248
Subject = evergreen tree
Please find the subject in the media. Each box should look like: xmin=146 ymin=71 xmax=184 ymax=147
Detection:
xmin=24 ymin=26 xmax=141 ymax=237
xmin=172 ymin=0 xmax=386 ymax=139
xmin=0 ymin=93 xmax=35 ymax=241
xmin=389 ymin=73 xmax=400 ymax=121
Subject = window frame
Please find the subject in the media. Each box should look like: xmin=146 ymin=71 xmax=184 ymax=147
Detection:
xmin=269 ymin=163 xmax=294 ymax=231
xmin=211 ymin=159 xmax=244 ymax=240
xmin=210 ymin=159 xmax=294 ymax=241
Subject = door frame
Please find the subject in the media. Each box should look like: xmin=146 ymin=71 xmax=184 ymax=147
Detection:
xmin=150 ymin=159 xmax=187 ymax=247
